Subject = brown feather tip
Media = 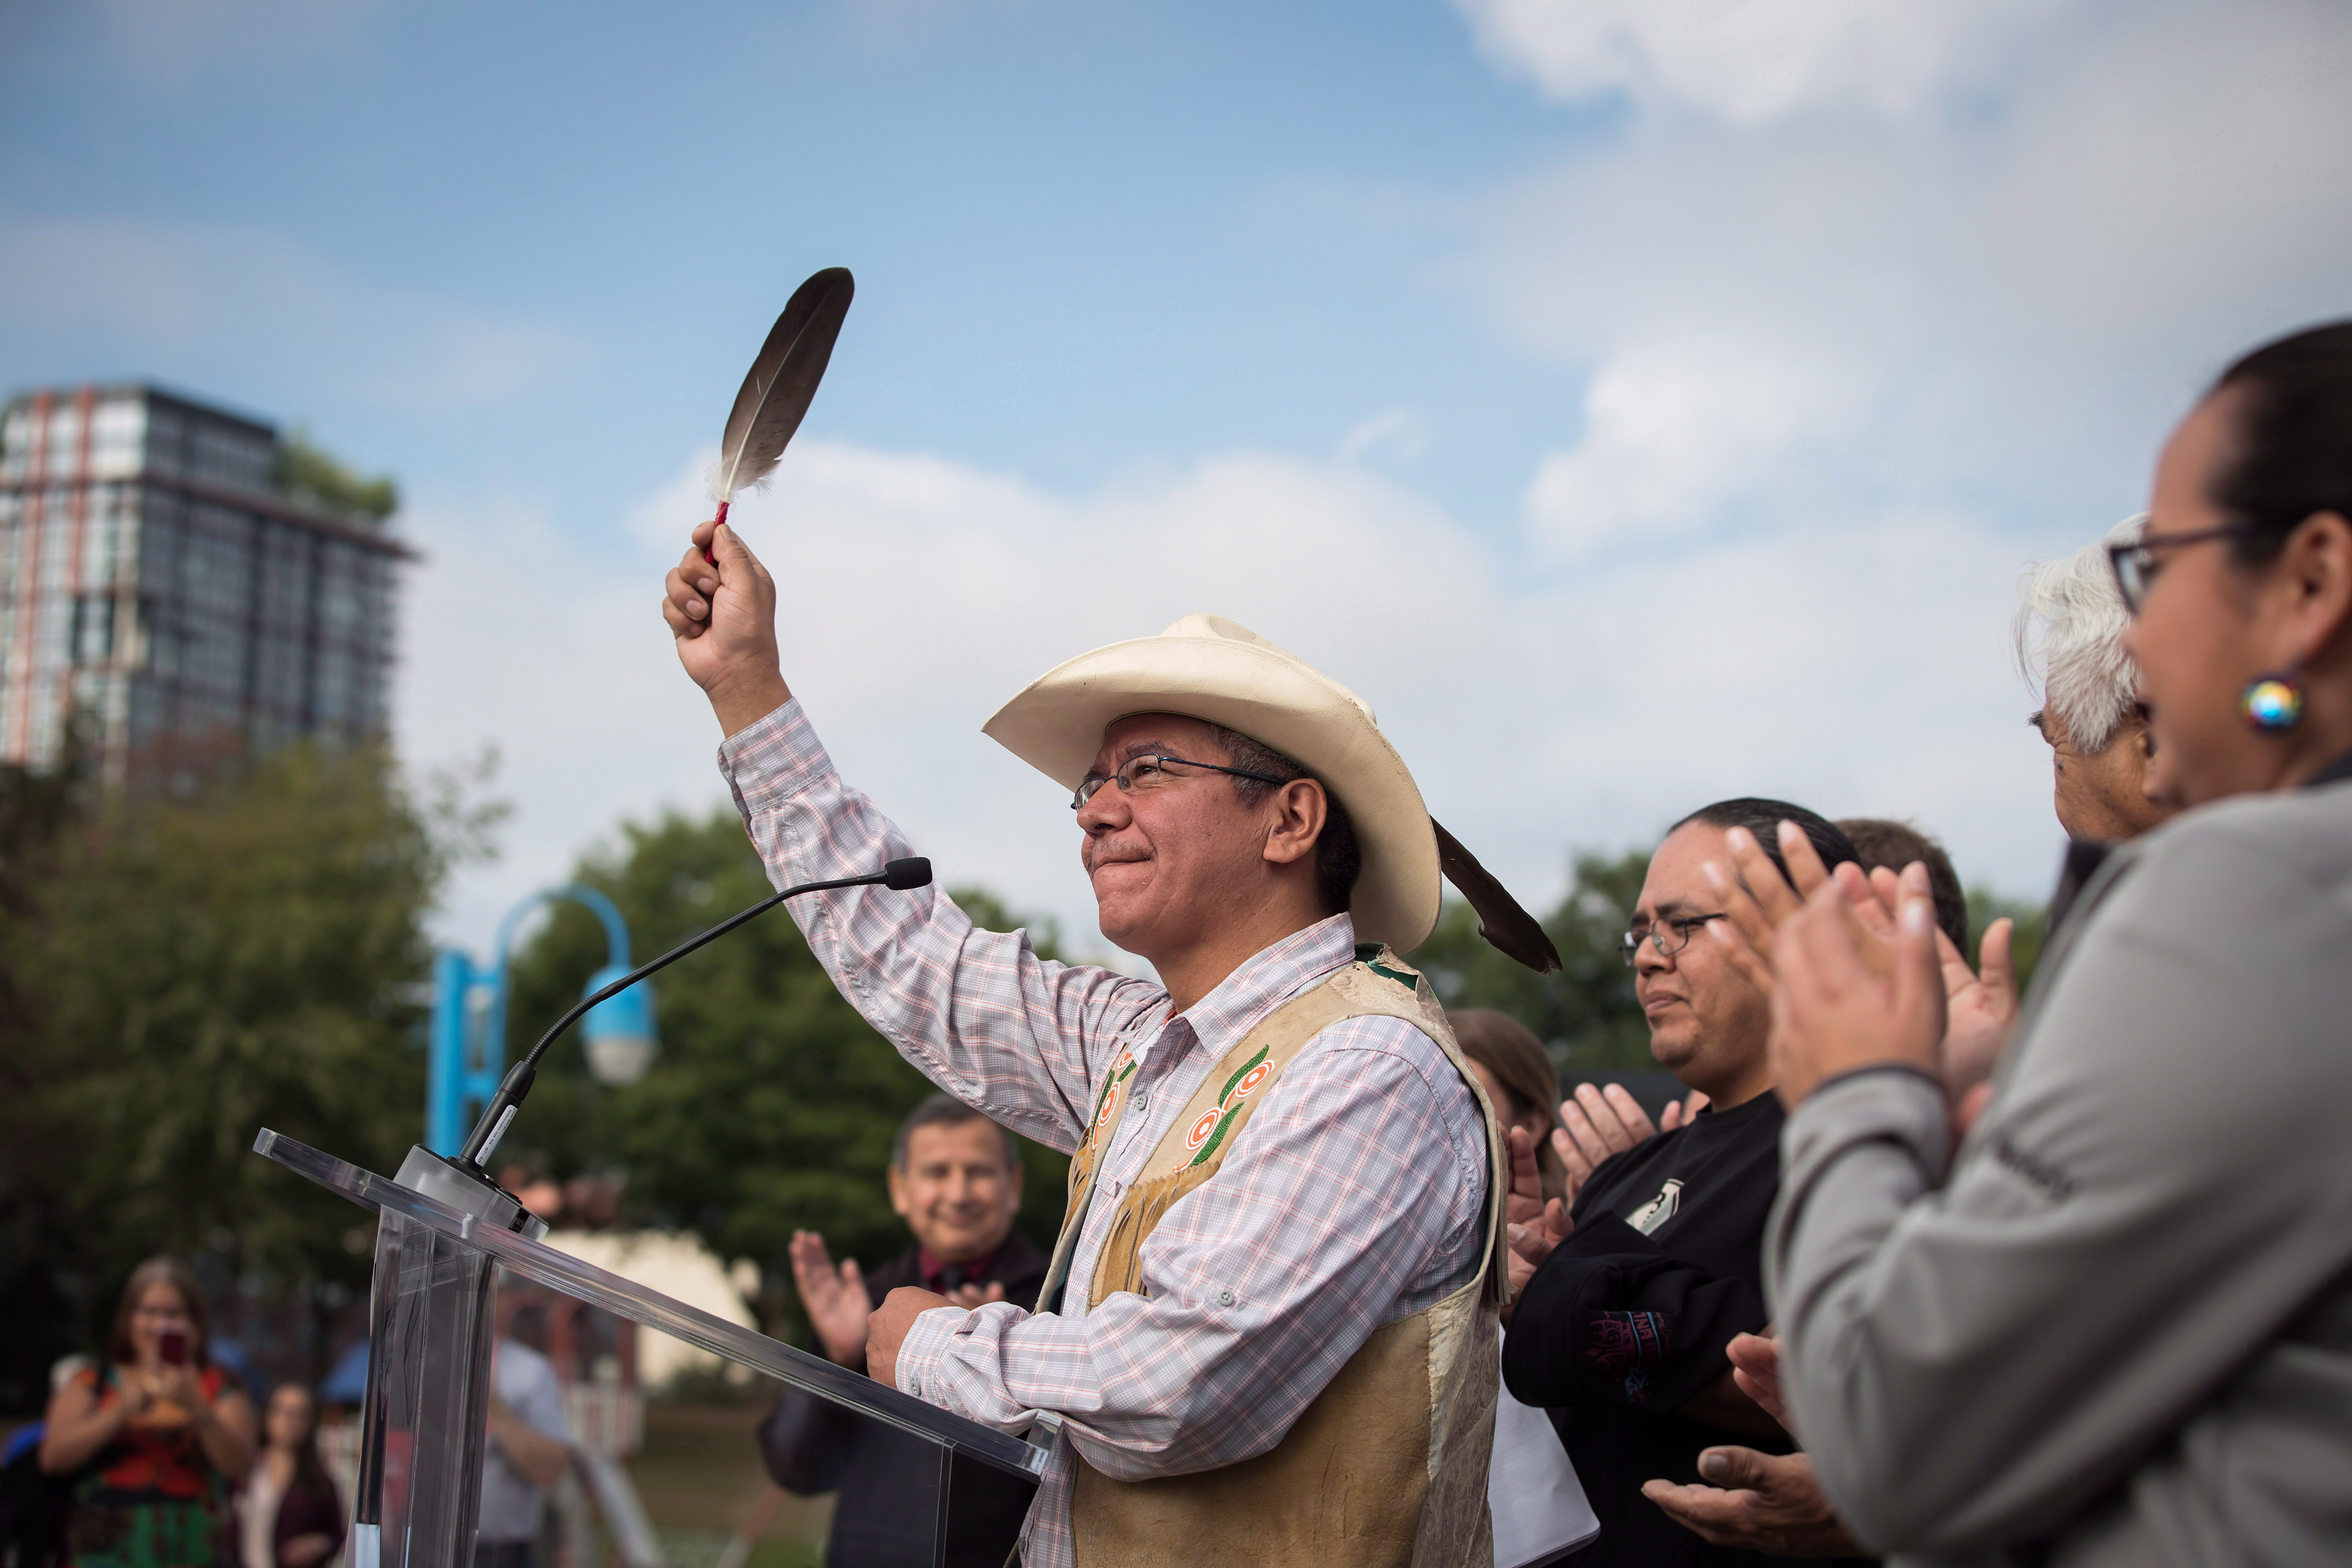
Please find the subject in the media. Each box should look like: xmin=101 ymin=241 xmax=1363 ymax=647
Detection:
xmin=1430 ymin=818 xmax=1562 ymax=975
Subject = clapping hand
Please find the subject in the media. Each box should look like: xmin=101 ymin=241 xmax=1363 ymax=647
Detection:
xmin=1502 ymin=1127 xmax=1572 ymax=1313
xmin=1551 ymin=1083 xmax=1705 ymax=1199
xmin=1705 ymin=824 xmax=2015 ymax=1111
xmin=1769 ymin=872 xmax=1947 ymax=1104
xmin=788 ymin=1230 xmax=875 ymax=1367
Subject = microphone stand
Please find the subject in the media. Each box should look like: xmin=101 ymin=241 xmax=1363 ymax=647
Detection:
xmin=449 ymin=857 xmax=934 ymax=1180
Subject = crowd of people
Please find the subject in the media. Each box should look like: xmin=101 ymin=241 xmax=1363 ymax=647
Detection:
xmin=664 ymin=314 xmax=2352 ymax=1568
xmin=7 ymin=1261 xmax=346 ymax=1568
xmin=12 ymin=1260 xmax=572 ymax=1568
xmin=11 ymin=319 xmax=2341 ymax=1568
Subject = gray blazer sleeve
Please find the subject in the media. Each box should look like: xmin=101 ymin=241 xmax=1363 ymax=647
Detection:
xmin=1766 ymin=816 xmax=2352 ymax=1555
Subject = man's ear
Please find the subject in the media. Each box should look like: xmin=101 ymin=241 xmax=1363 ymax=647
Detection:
xmin=1260 ymin=778 xmax=1327 ymax=868
xmin=886 ymin=1164 xmax=912 ymax=1220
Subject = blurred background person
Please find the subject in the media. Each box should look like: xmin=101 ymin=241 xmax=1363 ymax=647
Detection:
xmin=233 ymin=1386 xmax=341 ymax=1568
xmin=1454 ymin=1008 xmax=1569 ymax=1204
xmin=39 ymin=1258 xmax=256 ymax=1568
xmin=1760 ymin=320 xmax=2352 ymax=1563
xmin=475 ymin=1305 xmax=570 ymax=1568
xmin=2014 ymin=516 xmax=2175 ymax=839
xmin=758 ymin=1094 xmax=1044 ymax=1568
xmin=1503 ymin=800 xmax=1860 ymax=1568
xmin=0 ymin=1356 xmax=95 ymax=1568
xmin=1836 ymin=820 xmax=1966 ymax=954
xmin=1451 ymin=1009 xmax=1600 ymax=1568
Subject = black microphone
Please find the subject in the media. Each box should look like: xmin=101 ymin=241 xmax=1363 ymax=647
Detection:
xmin=454 ymin=857 xmax=933 ymax=1173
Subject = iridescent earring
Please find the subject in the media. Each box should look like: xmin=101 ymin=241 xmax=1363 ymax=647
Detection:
xmin=2241 ymin=670 xmax=2305 ymax=731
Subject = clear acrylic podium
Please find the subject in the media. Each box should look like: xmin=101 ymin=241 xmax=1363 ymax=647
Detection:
xmin=254 ymin=1130 xmax=1052 ymax=1568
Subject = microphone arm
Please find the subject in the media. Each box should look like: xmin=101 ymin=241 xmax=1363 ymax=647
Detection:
xmin=454 ymin=856 xmax=934 ymax=1172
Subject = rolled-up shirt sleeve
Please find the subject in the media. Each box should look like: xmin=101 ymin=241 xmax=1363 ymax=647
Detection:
xmin=893 ymin=1026 xmax=1488 ymax=1478
xmin=719 ymin=698 xmax=1157 ymax=1153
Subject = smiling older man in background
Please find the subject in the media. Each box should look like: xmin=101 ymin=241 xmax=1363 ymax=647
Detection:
xmin=759 ymin=1094 xmax=1048 ymax=1568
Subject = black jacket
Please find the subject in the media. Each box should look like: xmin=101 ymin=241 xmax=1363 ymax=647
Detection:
xmin=1505 ymin=1093 xmax=1867 ymax=1568
xmin=757 ymin=1233 xmax=1049 ymax=1568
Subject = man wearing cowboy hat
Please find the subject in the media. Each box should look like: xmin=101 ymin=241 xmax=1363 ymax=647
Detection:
xmin=663 ymin=520 xmax=1553 ymax=1568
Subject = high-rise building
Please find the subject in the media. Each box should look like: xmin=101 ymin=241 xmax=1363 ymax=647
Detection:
xmin=0 ymin=384 xmax=411 ymax=783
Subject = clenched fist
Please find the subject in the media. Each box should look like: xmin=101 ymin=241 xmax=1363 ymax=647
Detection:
xmin=662 ymin=517 xmax=791 ymax=736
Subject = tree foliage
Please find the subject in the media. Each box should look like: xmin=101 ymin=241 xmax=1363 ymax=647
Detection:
xmin=0 ymin=744 xmax=478 ymax=1407
xmin=274 ymin=429 xmax=399 ymax=524
xmin=496 ymin=809 xmax=1071 ymax=1342
xmin=1413 ymin=850 xmax=1656 ymax=1070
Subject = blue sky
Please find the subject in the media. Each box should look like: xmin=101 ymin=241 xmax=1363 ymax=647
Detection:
xmin=7 ymin=0 xmax=2352 ymax=957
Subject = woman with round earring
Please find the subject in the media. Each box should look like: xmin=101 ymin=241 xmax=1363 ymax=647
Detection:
xmin=41 ymin=1258 xmax=257 ymax=1568
xmin=1747 ymin=320 xmax=2352 ymax=1565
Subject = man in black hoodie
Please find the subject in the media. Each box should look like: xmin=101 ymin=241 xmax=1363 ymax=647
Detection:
xmin=1501 ymin=800 xmax=1868 ymax=1568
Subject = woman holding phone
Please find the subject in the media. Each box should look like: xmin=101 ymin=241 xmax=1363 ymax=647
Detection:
xmin=41 ymin=1257 xmax=257 ymax=1568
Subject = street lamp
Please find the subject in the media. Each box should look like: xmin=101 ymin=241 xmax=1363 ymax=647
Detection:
xmin=426 ymin=884 xmax=658 ymax=1157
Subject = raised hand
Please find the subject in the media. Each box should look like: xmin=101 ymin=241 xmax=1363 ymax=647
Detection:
xmin=1699 ymin=823 xmax=1835 ymax=989
xmin=1939 ymin=917 xmax=2018 ymax=1096
xmin=789 ymin=1230 xmax=874 ymax=1367
xmin=1642 ymin=1447 xmax=1859 ymax=1556
xmin=1550 ymin=1083 xmax=1661 ymax=1198
xmin=1504 ymin=1126 xmax=1574 ymax=1307
xmin=661 ymin=519 xmax=790 ymax=735
xmin=1769 ymin=875 xmax=1947 ymax=1106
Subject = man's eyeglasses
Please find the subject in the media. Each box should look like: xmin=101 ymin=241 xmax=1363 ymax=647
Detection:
xmin=2107 ymin=524 xmax=2257 ymax=614
xmin=1620 ymin=914 xmax=1728 ymax=967
xmin=1072 ymin=754 xmax=1287 ymax=811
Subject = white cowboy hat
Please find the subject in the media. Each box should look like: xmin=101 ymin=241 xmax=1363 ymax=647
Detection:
xmin=982 ymin=614 xmax=1558 ymax=968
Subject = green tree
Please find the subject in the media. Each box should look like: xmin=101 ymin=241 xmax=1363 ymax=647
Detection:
xmin=497 ymin=809 xmax=1070 ymax=1344
xmin=275 ymin=429 xmax=398 ymax=524
xmin=1413 ymin=850 xmax=1656 ymax=1071
xmin=0 ymin=744 xmax=483 ymax=1389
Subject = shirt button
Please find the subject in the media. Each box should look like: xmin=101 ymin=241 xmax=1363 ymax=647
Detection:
xmin=1217 ymin=1290 xmax=1235 ymax=1307
xmin=908 ymin=1378 xmax=923 ymax=1398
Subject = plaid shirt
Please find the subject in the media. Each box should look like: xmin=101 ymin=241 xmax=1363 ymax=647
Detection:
xmin=720 ymin=700 xmax=1488 ymax=1568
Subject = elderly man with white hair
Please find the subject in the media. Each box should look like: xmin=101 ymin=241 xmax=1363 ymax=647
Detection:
xmin=2014 ymin=515 xmax=2173 ymax=838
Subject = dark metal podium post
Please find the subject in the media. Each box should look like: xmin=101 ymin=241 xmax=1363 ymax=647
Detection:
xmin=255 ymin=1130 xmax=1052 ymax=1568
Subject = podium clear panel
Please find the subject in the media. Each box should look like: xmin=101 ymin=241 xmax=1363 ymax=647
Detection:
xmin=255 ymin=1130 xmax=1048 ymax=1568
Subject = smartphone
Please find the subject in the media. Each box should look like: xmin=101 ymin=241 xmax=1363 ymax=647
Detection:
xmin=158 ymin=1327 xmax=189 ymax=1367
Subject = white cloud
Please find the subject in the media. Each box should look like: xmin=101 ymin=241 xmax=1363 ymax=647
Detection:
xmin=1454 ymin=0 xmax=2066 ymax=124
xmin=1337 ymin=406 xmax=1430 ymax=466
xmin=1464 ymin=0 xmax=2352 ymax=584
xmin=403 ymin=436 xmax=2060 ymax=963
xmin=1524 ymin=334 xmax=1859 ymax=557
xmin=0 ymin=217 xmax=586 ymax=413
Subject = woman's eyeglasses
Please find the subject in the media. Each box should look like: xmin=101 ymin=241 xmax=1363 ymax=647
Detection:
xmin=2107 ymin=524 xmax=2257 ymax=614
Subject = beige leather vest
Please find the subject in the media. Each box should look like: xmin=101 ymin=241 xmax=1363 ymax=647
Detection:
xmin=1038 ymin=947 xmax=1509 ymax=1568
